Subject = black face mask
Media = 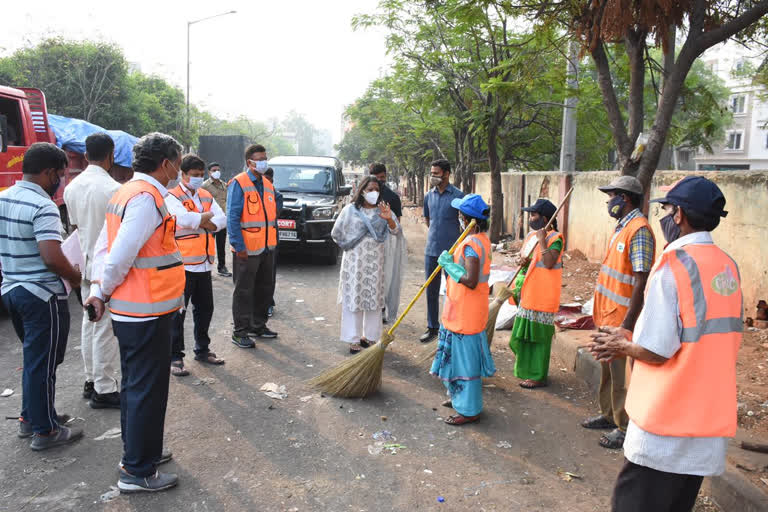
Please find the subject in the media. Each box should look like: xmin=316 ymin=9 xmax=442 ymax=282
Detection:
xmin=530 ymin=217 xmax=547 ymax=230
xmin=377 ymin=179 xmax=386 ymax=188
xmin=45 ymin=171 xmax=62 ymax=197
xmin=660 ymin=212 xmax=681 ymax=243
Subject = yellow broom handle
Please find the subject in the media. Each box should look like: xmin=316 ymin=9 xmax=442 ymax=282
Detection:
xmin=387 ymin=219 xmax=477 ymax=334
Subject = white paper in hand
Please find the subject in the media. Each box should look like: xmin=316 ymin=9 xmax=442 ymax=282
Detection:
xmin=61 ymin=229 xmax=84 ymax=295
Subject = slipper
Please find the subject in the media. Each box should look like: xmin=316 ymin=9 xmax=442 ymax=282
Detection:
xmin=599 ymin=428 xmax=626 ymax=449
xmin=170 ymin=361 xmax=189 ymax=377
xmin=349 ymin=343 xmax=363 ymax=354
xmin=445 ymin=414 xmax=479 ymax=426
xmin=519 ymin=379 xmax=547 ymax=389
xmin=441 ymin=399 xmax=453 ymax=408
xmin=581 ymin=415 xmax=617 ymax=430
xmin=195 ymin=352 xmax=225 ymax=365
xmin=360 ymin=339 xmax=378 ymax=349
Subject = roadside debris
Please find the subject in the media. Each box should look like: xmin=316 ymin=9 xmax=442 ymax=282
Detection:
xmin=372 ymin=430 xmax=396 ymax=442
xmin=496 ymin=441 xmax=512 ymax=449
xmin=1 ymin=388 xmax=13 ymax=397
xmin=260 ymin=383 xmax=288 ymax=400
xmin=557 ymin=469 xmax=583 ymax=482
xmin=192 ymin=377 xmax=216 ymax=386
xmin=99 ymin=487 xmax=120 ymax=502
xmin=94 ymin=427 xmax=121 ymax=441
xmin=299 ymin=395 xmax=313 ymax=403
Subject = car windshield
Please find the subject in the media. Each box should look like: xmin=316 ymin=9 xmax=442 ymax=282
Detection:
xmin=271 ymin=165 xmax=334 ymax=194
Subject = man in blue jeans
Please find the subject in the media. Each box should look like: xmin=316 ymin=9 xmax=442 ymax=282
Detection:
xmin=421 ymin=159 xmax=464 ymax=343
xmin=0 ymin=143 xmax=83 ymax=450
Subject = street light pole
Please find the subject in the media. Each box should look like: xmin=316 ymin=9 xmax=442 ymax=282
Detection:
xmin=186 ymin=10 xmax=237 ymax=149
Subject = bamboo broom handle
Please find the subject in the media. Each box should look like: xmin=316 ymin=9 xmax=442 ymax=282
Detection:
xmin=387 ymin=219 xmax=477 ymax=334
xmin=498 ymin=187 xmax=574 ymax=293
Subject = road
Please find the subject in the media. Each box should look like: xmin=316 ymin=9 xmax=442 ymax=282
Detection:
xmin=0 ymin=212 xmax=698 ymax=511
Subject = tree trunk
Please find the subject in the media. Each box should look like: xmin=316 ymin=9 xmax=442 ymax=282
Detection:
xmin=656 ymin=25 xmax=677 ymax=171
xmin=488 ymin=116 xmax=504 ymax=243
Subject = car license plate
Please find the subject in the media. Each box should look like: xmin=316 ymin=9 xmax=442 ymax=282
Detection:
xmin=279 ymin=230 xmax=298 ymax=240
xmin=277 ymin=219 xmax=296 ymax=229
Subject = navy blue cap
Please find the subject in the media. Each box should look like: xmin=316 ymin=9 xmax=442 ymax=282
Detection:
xmin=522 ymin=198 xmax=557 ymax=219
xmin=451 ymin=194 xmax=490 ymax=220
xmin=650 ymin=176 xmax=728 ymax=218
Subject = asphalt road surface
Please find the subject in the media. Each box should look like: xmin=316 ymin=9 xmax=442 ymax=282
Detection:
xmin=0 ymin=215 xmax=656 ymax=511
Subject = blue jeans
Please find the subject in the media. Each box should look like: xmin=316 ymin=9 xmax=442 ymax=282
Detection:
xmin=425 ymin=255 xmax=444 ymax=329
xmin=2 ymin=288 xmax=69 ymax=434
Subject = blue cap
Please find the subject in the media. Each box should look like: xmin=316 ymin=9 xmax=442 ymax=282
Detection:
xmin=522 ymin=198 xmax=556 ymax=219
xmin=451 ymin=194 xmax=490 ymax=220
xmin=650 ymin=176 xmax=728 ymax=218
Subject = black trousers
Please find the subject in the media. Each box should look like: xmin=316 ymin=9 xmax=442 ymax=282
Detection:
xmin=232 ymin=252 xmax=274 ymax=336
xmin=215 ymin=229 xmax=228 ymax=270
xmin=3 ymin=289 xmax=69 ymax=434
xmin=113 ymin=314 xmax=173 ymax=478
xmin=611 ymin=459 xmax=704 ymax=512
xmin=425 ymin=255 xmax=444 ymax=329
xmin=269 ymin=245 xmax=278 ymax=308
xmin=170 ymin=271 xmax=214 ymax=361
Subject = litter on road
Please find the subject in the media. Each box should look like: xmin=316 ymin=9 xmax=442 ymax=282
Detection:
xmin=94 ymin=427 xmax=121 ymax=441
xmin=1 ymin=388 xmax=13 ymax=397
xmin=260 ymin=383 xmax=288 ymax=400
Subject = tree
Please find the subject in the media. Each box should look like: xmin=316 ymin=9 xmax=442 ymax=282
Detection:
xmin=512 ymin=0 xmax=768 ymax=187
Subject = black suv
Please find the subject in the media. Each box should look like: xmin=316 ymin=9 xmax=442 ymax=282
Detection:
xmin=268 ymin=156 xmax=351 ymax=264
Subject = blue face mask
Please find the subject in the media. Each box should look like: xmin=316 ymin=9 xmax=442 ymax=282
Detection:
xmin=608 ymin=195 xmax=626 ymax=219
xmin=187 ymin=176 xmax=204 ymax=190
xmin=250 ymin=160 xmax=268 ymax=174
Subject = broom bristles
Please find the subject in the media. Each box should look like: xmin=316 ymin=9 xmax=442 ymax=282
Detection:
xmin=485 ymin=285 xmax=514 ymax=343
xmin=308 ymin=332 xmax=396 ymax=398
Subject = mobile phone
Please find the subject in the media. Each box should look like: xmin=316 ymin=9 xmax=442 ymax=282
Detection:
xmin=86 ymin=303 xmax=97 ymax=321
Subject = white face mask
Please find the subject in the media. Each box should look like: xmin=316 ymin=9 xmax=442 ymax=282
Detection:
xmin=250 ymin=160 xmax=268 ymax=174
xmin=210 ymin=170 xmax=221 ymax=180
xmin=364 ymin=190 xmax=379 ymax=205
xmin=187 ymin=176 xmax=204 ymax=190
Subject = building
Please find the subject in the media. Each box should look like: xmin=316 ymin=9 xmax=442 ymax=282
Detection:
xmin=694 ymin=42 xmax=768 ymax=171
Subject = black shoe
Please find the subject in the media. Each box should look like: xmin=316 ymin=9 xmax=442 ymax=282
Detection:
xmin=419 ymin=328 xmax=439 ymax=343
xmin=251 ymin=327 xmax=278 ymax=339
xmin=29 ymin=425 xmax=83 ymax=451
xmin=217 ymin=268 xmax=233 ymax=277
xmin=120 ymin=447 xmax=172 ymax=469
xmin=581 ymin=415 xmax=617 ymax=430
xmin=18 ymin=414 xmax=72 ymax=438
xmin=117 ymin=468 xmax=178 ymax=494
xmin=83 ymin=381 xmax=94 ymax=399
xmin=90 ymin=391 xmax=121 ymax=409
xmin=231 ymin=335 xmax=256 ymax=349
xmin=267 ymin=306 xmax=274 ymax=317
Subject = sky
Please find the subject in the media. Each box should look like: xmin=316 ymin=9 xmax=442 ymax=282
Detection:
xmin=0 ymin=0 xmax=390 ymax=145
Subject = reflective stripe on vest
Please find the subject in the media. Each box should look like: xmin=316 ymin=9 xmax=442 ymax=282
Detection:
xmin=106 ymin=180 xmax=185 ymax=318
xmin=169 ymin=186 xmax=216 ymax=265
xmin=233 ymin=173 xmax=277 ymax=256
xmin=442 ymin=233 xmax=492 ymax=335
xmin=625 ymin=243 xmax=742 ymax=437
xmin=600 ymin=264 xmax=636 ymax=285
xmin=595 ymin=283 xmax=631 ymax=307
xmin=519 ymin=230 xmax=564 ymax=314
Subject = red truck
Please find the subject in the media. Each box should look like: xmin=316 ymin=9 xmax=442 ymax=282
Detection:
xmin=0 ymin=85 xmax=87 ymax=229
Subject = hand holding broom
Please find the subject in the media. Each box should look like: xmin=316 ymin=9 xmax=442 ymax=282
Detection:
xmin=308 ymin=220 xmax=478 ymax=398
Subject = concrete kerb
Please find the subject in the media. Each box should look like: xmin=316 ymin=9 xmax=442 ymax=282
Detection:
xmin=553 ymin=328 xmax=768 ymax=512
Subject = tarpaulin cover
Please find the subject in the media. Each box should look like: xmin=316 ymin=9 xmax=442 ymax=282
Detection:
xmin=48 ymin=114 xmax=138 ymax=167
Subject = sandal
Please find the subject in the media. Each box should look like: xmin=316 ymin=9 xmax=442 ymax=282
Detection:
xmin=195 ymin=352 xmax=225 ymax=365
xmin=599 ymin=428 xmax=626 ymax=449
xmin=445 ymin=414 xmax=479 ymax=426
xmin=581 ymin=415 xmax=617 ymax=430
xmin=349 ymin=343 xmax=363 ymax=354
xmin=519 ymin=379 xmax=547 ymax=389
xmin=170 ymin=361 xmax=189 ymax=377
xmin=441 ymin=399 xmax=453 ymax=408
xmin=359 ymin=339 xmax=378 ymax=349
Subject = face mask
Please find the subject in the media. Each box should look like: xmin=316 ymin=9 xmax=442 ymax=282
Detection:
xmin=530 ymin=217 xmax=546 ymax=230
xmin=187 ymin=177 xmax=204 ymax=190
xmin=250 ymin=160 xmax=268 ymax=174
xmin=211 ymin=171 xmax=221 ymax=180
xmin=162 ymin=160 xmax=180 ymax=184
xmin=45 ymin=171 xmax=61 ymax=197
xmin=608 ymin=195 xmax=625 ymax=219
xmin=377 ymin=179 xmax=386 ymax=188
xmin=430 ymin=176 xmax=442 ymax=188
xmin=364 ymin=190 xmax=379 ymax=205
xmin=459 ymin=216 xmax=467 ymax=231
xmin=660 ymin=212 xmax=681 ymax=243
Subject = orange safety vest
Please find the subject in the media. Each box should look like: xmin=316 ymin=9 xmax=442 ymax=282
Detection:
xmin=625 ymin=243 xmax=743 ymax=437
xmin=442 ymin=233 xmax=492 ymax=335
xmin=519 ymin=230 xmax=564 ymax=313
xmin=105 ymin=180 xmax=185 ymax=317
xmin=232 ymin=172 xmax=277 ymax=256
xmin=593 ymin=215 xmax=655 ymax=327
xmin=169 ymin=185 xmax=216 ymax=265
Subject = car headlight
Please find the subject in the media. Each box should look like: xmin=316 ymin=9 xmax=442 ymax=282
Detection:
xmin=312 ymin=207 xmax=335 ymax=220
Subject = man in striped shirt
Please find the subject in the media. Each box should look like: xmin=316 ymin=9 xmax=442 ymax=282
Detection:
xmin=0 ymin=142 xmax=83 ymax=450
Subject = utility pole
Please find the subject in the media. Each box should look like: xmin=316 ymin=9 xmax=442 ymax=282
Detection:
xmin=186 ymin=10 xmax=237 ymax=150
xmin=559 ymin=40 xmax=579 ymax=173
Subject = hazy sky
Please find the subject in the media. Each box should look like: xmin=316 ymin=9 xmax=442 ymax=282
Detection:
xmin=0 ymin=0 xmax=390 ymax=144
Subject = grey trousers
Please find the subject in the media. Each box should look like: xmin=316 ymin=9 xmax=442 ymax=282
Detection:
xmin=232 ymin=252 xmax=273 ymax=336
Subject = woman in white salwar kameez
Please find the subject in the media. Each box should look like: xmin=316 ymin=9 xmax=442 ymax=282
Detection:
xmin=332 ymin=176 xmax=400 ymax=354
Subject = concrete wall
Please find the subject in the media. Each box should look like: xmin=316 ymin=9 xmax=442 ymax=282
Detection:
xmin=474 ymin=170 xmax=768 ymax=314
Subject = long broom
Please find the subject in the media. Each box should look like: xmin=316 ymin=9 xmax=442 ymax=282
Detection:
xmin=417 ymin=187 xmax=574 ymax=365
xmin=308 ymin=220 xmax=478 ymax=398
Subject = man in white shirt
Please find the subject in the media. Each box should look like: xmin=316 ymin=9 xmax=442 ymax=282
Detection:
xmin=63 ymin=133 xmax=121 ymax=409
xmin=86 ymin=133 xmax=185 ymax=493
xmin=166 ymin=155 xmax=227 ymax=376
